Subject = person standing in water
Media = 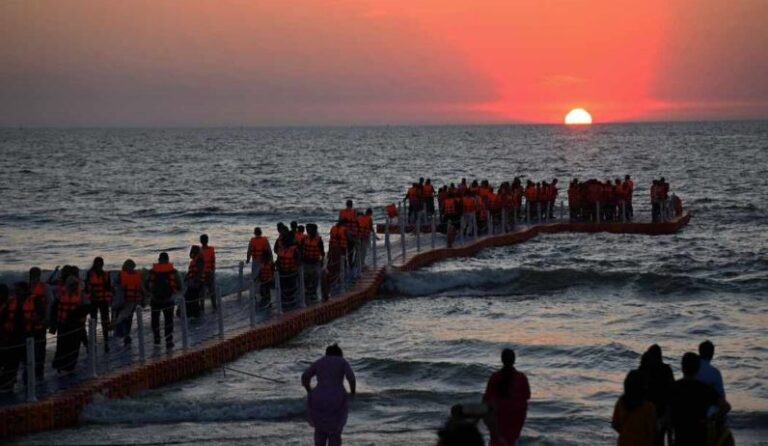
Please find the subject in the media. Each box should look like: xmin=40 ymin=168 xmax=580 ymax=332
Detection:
xmin=302 ymin=343 xmax=356 ymax=446
xmin=483 ymin=348 xmax=531 ymax=446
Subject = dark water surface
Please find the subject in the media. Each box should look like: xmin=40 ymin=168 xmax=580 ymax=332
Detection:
xmin=1 ymin=123 xmax=767 ymax=444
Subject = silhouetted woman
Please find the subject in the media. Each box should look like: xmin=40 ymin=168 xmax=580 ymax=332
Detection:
xmin=612 ymin=369 xmax=656 ymax=446
xmin=483 ymin=348 xmax=531 ymax=446
xmin=639 ymin=344 xmax=675 ymax=444
xmin=302 ymin=343 xmax=356 ymax=446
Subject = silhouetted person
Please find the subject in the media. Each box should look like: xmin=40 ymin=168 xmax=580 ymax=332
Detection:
xmin=185 ymin=246 xmax=204 ymax=318
xmin=199 ymin=234 xmax=216 ymax=311
xmin=638 ymin=344 xmax=675 ymax=443
xmin=86 ymin=256 xmax=113 ymax=352
xmin=612 ymin=369 xmax=656 ymax=446
xmin=483 ymin=348 xmax=531 ymax=446
xmin=436 ymin=420 xmax=484 ymax=446
xmin=670 ymin=352 xmax=730 ymax=446
xmin=302 ymin=343 xmax=356 ymax=446
xmin=146 ymin=252 xmax=181 ymax=349
xmin=28 ymin=267 xmax=50 ymax=379
xmin=696 ymin=340 xmax=725 ymax=398
xmin=51 ymin=268 xmax=89 ymax=373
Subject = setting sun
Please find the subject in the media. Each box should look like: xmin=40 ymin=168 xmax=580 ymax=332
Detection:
xmin=564 ymin=108 xmax=593 ymax=125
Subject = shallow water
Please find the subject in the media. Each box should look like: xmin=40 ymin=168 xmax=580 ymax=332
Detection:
xmin=1 ymin=122 xmax=767 ymax=444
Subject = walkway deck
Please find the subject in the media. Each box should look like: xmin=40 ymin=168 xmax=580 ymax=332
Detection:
xmin=0 ymin=213 xmax=691 ymax=439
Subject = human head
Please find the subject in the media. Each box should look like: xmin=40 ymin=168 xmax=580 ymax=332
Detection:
xmin=29 ymin=267 xmax=42 ymax=283
xmin=645 ymin=344 xmax=663 ymax=364
xmin=158 ymin=252 xmax=170 ymax=264
xmin=699 ymin=340 xmax=715 ymax=361
xmin=437 ymin=421 xmax=484 ymax=446
xmin=282 ymin=231 xmax=295 ymax=247
xmin=298 ymin=225 xmax=305 ymax=234
xmin=426 ymin=178 xmax=431 ymax=185
xmin=623 ymin=369 xmax=646 ymax=401
xmin=276 ymin=222 xmax=287 ymax=234
xmin=189 ymin=245 xmax=200 ymax=259
xmin=625 ymin=175 xmax=631 ymax=181
xmin=326 ymin=343 xmax=343 ymax=357
xmin=552 ymin=178 xmax=558 ymax=185
xmin=681 ymin=352 xmax=701 ymax=378
xmin=346 ymin=200 xmax=353 ymax=208
xmin=290 ymin=221 xmax=298 ymax=231
xmin=254 ymin=227 xmax=262 ymax=236
xmin=366 ymin=208 xmax=373 ymax=216
xmin=200 ymin=234 xmax=209 ymax=246
xmin=122 ymin=259 xmax=136 ymax=272
xmin=92 ymin=256 xmax=104 ymax=271
xmin=501 ymin=348 xmax=516 ymax=368
xmin=306 ymin=223 xmax=318 ymax=236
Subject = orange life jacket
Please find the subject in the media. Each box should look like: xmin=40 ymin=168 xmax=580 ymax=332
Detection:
xmin=422 ymin=184 xmax=434 ymax=198
xmin=294 ymin=232 xmax=306 ymax=246
xmin=525 ymin=186 xmax=537 ymax=202
xmin=302 ymin=235 xmax=324 ymax=263
xmin=201 ymin=246 xmax=216 ymax=273
xmin=57 ymin=286 xmax=84 ymax=325
xmin=120 ymin=270 xmax=143 ymax=303
xmin=278 ymin=245 xmax=298 ymax=273
xmin=407 ymin=187 xmax=420 ymax=204
xmin=31 ymin=282 xmax=49 ymax=310
xmin=87 ymin=270 xmax=112 ymax=303
xmin=489 ymin=193 xmax=502 ymax=211
xmin=358 ymin=215 xmax=373 ymax=238
xmin=249 ymin=236 xmax=270 ymax=261
xmin=444 ymin=198 xmax=457 ymax=216
xmin=330 ymin=225 xmax=348 ymax=250
xmin=149 ymin=263 xmax=178 ymax=299
xmin=340 ymin=208 xmax=359 ymax=239
xmin=386 ymin=203 xmax=398 ymax=219
xmin=462 ymin=196 xmax=476 ymax=213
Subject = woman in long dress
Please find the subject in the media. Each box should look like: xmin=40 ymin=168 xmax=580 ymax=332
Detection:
xmin=302 ymin=343 xmax=356 ymax=446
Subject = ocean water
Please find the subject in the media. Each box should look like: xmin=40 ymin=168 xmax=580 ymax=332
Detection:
xmin=1 ymin=122 xmax=767 ymax=445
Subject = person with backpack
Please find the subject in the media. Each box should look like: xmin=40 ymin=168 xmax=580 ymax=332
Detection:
xmin=146 ymin=252 xmax=181 ymax=349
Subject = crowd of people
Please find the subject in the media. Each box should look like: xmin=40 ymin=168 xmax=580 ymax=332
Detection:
xmin=399 ymin=175 xmax=682 ymax=234
xmin=435 ymin=342 xmax=731 ymax=446
xmin=0 ymin=200 xmax=376 ymax=393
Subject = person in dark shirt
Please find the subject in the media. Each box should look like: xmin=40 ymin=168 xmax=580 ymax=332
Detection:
xmin=638 ymin=344 xmax=675 ymax=444
xmin=670 ymin=352 xmax=730 ymax=446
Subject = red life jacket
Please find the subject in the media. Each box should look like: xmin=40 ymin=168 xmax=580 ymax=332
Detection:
xmin=302 ymin=236 xmax=324 ymax=263
xmin=462 ymin=196 xmax=476 ymax=213
xmin=386 ymin=204 xmax=398 ymax=219
xmin=31 ymin=282 xmax=49 ymax=311
xmin=201 ymin=246 xmax=216 ymax=274
xmin=340 ymin=208 xmax=359 ymax=239
xmin=120 ymin=270 xmax=143 ymax=303
xmin=57 ymin=286 xmax=84 ymax=325
xmin=149 ymin=263 xmax=178 ymax=300
xmin=422 ymin=184 xmax=435 ymax=198
xmin=444 ymin=198 xmax=457 ymax=216
xmin=330 ymin=225 xmax=348 ymax=250
xmin=278 ymin=245 xmax=298 ymax=273
xmin=525 ymin=186 xmax=537 ymax=203
xmin=358 ymin=215 xmax=373 ymax=238
xmin=87 ymin=270 xmax=112 ymax=303
xmin=250 ymin=236 xmax=270 ymax=261
xmin=489 ymin=193 xmax=502 ymax=211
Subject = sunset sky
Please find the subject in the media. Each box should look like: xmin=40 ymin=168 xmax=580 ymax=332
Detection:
xmin=1 ymin=0 xmax=767 ymax=126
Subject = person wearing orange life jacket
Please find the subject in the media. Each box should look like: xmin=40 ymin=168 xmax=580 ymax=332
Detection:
xmin=405 ymin=183 xmax=421 ymax=224
xmin=327 ymin=219 xmax=348 ymax=296
xmin=113 ymin=259 xmax=144 ymax=345
xmin=339 ymin=200 xmax=360 ymax=274
xmin=462 ymin=192 xmax=478 ymax=237
xmin=623 ymin=175 xmax=634 ymax=220
xmin=86 ymin=257 xmax=113 ymax=353
xmin=183 ymin=246 xmax=205 ymax=318
xmin=277 ymin=232 xmax=301 ymax=308
xmin=302 ymin=223 xmax=325 ymax=301
xmin=423 ymin=178 xmax=436 ymax=217
xmin=0 ymin=282 xmax=42 ymax=390
xmin=357 ymin=209 xmax=374 ymax=269
xmin=443 ymin=193 xmax=459 ymax=228
xmin=524 ymin=181 xmax=537 ymax=222
xmin=297 ymin=225 xmax=306 ymax=246
xmin=651 ymin=180 xmax=661 ymax=223
xmin=146 ymin=252 xmax=181 ymax=349
xmin=247 ymin=226 xmax=272 ymax=280
xmin=52 ymin=267 xmax=89 ymax=373
xmin=199 ymin=234 xmax=217 ymax=312
xmin=27 ymin=267 xmax=51 ymax=379
xmin=290 ymin=221 xmax=306 ymax=247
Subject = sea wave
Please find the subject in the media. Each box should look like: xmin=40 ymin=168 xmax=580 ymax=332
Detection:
xmin=383 ymin=267 xmax=765 ymax=298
